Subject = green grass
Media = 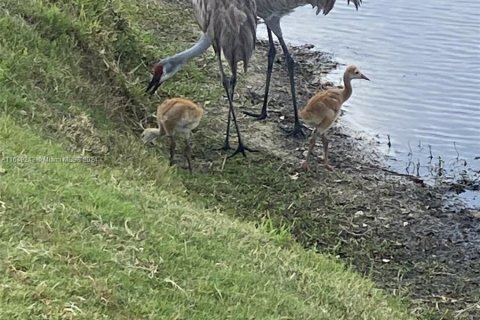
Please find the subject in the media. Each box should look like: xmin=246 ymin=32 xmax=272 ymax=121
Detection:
xmin=0 ymin=0 xmax=418 ymax=318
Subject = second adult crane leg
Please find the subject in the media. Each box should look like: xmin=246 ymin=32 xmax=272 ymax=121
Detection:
xmin=243 ymin=27 xmax=276 ymax=120
xmin=277 ymin=35 xmax=307 ymax=138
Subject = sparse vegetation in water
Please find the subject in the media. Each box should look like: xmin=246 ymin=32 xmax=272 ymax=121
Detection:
xmin=385 ymin=137 xmax=480 ymax=202
xmin=0 ymin=0 xmax=478 ymax=319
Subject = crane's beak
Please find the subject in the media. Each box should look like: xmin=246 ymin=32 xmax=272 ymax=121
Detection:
xmin=146 ymin=74 xmax=162 ymax=95
xmin=361 ymin=73 xmax=370 ymax=81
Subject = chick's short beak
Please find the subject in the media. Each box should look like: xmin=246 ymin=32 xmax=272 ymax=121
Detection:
xmin=361 ymin=73 xmax=370 ymax=81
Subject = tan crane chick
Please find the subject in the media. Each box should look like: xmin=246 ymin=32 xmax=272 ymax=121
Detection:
xmin=142 ymin=98 xmax=204 ymax=173
xmin=299 ymin=65 xmax=369 ymax=171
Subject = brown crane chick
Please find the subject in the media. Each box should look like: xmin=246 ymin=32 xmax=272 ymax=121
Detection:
xmin=142 ymin=98 xmax=204 ymax=173
xmin=299 ymin=65 xmax=369 ymax=171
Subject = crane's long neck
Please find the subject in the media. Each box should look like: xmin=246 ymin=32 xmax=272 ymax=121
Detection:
xmin=342 ymin=73 xmax=353 ymax=102
xmin=167 ymin=33 xmax=211 ymax=66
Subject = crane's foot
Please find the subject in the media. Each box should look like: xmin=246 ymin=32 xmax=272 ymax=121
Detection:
xmin=282 ymin=122 xmax=308 ymax=139
xmin=243 ymin=110 xmax=268 ymax=121
xmin=216 ymin=140 xmax=234 ymax=152
xmin=228 ymin=142 xmax=258 ymax=158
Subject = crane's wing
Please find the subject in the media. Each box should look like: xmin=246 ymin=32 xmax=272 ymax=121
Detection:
xmin=347 ymin=0 xmax=362 ymax=10
xmin=309 ymin=0 xmax=336 ymax=15
xmin=309 ymin=0 xmax=362 ymax=15
xmin=300 ymin=90 xmax=343 ymax=131
xmin=191 ymin=0 xmax=257 ymax=71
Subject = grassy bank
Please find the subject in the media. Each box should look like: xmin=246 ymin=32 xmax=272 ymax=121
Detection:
xmin=0 ymin=115 xmax=415 ymax=319
xmin=0 ymin=0 xmax=419 ymax=318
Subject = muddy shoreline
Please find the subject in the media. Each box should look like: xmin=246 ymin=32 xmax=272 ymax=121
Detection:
xmin=146 ymin=1 xmax=480 ymax=318
xmin=195 ymin=40 xmax=480 ymax=319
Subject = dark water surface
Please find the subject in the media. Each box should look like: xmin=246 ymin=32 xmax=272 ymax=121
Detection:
xmin=258 ymin=1 xmax=480 ymax=206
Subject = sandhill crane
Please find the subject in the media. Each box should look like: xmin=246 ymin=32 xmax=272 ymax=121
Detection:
xmin=299 ymin=65 xmax=369 ymax=171
xmin=146 ymin=0 xmax=257 ymax=158
xmin=142 ymin=98 xmax=204 ymax=173
xmin=244 ymin=0 xmax=363 ymax=138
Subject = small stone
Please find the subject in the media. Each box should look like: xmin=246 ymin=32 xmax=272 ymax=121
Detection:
xmin=403 ymin=221 xmax=409 ymax=227
xmin=354 ymin=210 xmax=364 ymax=217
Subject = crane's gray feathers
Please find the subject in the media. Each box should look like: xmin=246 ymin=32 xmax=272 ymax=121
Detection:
xmin=311 ymin=0 xmax=336 ymax=15
xmin=347 ymin=0 xmax=362 ymax=10
xmin=257 ymin=0 xmax=362 ymax=20
xmin=192 ymin=0 xmax=257 ymax=72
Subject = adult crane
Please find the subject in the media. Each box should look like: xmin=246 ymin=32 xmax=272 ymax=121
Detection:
xmin=244 ymin=0 xmax=363 ymax=137
xmin=146 ymin=0 xmax=257 ymax=157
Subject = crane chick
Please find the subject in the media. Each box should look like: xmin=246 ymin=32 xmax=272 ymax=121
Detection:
xmin=142 ymin=98 xmax=204 ymax=173
xmin=299 ymin=65 xmax=369 ymax=171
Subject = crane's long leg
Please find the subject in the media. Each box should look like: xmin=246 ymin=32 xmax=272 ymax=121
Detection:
xmin=217 ymin=56 xmax=256 ymax=158
xmin=277 ymin=36 xmax=307 ymax=139
xmin=322 ymin=134 xmax=334 ymax=171
xmin=185 ymin=134 xmax=193 ymax=174
xmin=219 ymin=94 xmax=233 ymax=151
xmin=302 ymin=128 xmax=317 ymax=171
xmin=169 ymin=135 xmax=176 ymax=166
xmin=217 ymin=62 xmax=237 ymax=151
xmin=243 ymin=27 xmax=276 ymax=120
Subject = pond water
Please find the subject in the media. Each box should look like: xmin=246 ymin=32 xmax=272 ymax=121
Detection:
xmin=257 ymin=0 xmax=480 ymax=207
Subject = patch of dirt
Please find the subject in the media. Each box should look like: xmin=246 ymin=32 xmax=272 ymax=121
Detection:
xmin=189 ymin=40 xmax=480 ymax=319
